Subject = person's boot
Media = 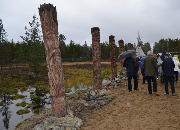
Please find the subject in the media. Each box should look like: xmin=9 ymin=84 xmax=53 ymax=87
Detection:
xmin=153 ymin=92 xmax=160 ymax=96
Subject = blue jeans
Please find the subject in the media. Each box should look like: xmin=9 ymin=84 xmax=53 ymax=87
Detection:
xmin=164 ymin=76 xmax=175 ymax=94
xmin=146 ymin=76 xmax=157 ymax=94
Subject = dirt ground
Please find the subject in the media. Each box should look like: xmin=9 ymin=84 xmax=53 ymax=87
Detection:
xmin=81 ymin=75 xmax=180 ymax=130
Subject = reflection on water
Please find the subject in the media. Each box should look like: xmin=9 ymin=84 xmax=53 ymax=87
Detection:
xmin=102 ymin=79 xmax=108 ymax=83
xmin=0 ymin=93 xmax=11 ymax=129
xmin=31 ymin=87 xmax=51 ymax=114
xmin=0 ymin=86 xmax=51 ymax=130
xmin=66 ymin=83 xmax=92 ymax=95
xmin=0 ymin=83 xmax=93 ymax=130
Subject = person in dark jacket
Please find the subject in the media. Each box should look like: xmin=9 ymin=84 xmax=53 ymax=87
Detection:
xmin=162 ymin=53 xmax=175 ymax=95
xmin=143 ymin=51 xmax=159 ymax=95
xmin=140 ymin=57 xmax=146 ymax=84
xmin=123 ymin=55 xmax=138 ymax=93
xmin=135 ymin=57 xmax=140 ymax=79
xmin=160 ymin=51 xmax=166 ymax=61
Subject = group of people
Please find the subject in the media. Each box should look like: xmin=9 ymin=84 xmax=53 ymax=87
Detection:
xmin=123 ymin=51 xmax=180 ymax=96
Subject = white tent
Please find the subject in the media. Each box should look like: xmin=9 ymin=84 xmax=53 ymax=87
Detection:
xmin=136 ymin=46 xmax=145 ymax=56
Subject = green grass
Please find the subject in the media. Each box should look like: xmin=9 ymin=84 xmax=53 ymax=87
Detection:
xmin=0 ymin=65 xmax=121 ymax=97
xmin=16 ymin=109 xmax=30 ymax=115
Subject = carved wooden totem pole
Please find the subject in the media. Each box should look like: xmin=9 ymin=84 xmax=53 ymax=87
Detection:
xmin=91 ymin=27 xmax=102 ymax=89
xmin=109 ymin=35 xmax=117 ymax=78
xmin=39 ymin=4 xmax=66 ymax=117
xmin=127 ymin=43 xmax=134 ymax=50
xmin=118 ymin=40 xmax=124 ymax=73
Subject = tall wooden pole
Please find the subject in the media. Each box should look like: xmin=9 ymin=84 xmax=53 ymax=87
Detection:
xmin=91 ymin=27 xmax=102 ymax=90
xmin=109 ymin=35 xmax=117 ymax=78
xmin=127 ymin=43 xmax=134 ymax=50
xmin=39 ymin=4 xmax=66 ymax=117
xmin=118 ymin=40 xmax=124 ymax=73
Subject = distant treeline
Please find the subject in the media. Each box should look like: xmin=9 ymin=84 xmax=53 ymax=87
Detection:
xmin=0 ymin=15 xmax=180 ymax=74
xmin=153 ymin=38 xmax=180 ymax=54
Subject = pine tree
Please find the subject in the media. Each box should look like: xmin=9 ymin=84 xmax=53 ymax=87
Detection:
xmin=21 ymin=15 xmax=45 ymax=79
xmin=0 ymin=19 xmax=7 ymax=71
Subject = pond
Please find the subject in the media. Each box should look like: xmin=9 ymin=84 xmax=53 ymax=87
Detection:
xmin=0 ymin=84 xmax=92 ymax=130
xmin=0 ymin=66 xmax=114 ymax=130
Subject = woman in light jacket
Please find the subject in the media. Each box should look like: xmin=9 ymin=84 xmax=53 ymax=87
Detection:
xmin=173 ymin=56 xmax=180 ymax=82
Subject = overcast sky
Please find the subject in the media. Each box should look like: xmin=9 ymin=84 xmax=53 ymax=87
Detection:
xmin=1 ymin=0 xmax=180 ymax=48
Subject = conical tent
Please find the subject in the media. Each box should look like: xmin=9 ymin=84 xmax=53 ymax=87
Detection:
xmin=136 ymin=46 xmax=145 ymax=56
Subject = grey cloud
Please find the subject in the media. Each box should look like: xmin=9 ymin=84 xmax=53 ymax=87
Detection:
xmin=0 ymin=0 xmax=179 ymax=48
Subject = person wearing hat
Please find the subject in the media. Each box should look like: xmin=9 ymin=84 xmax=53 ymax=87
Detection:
xmin=162 ymin=53 xmax=175 ymax=95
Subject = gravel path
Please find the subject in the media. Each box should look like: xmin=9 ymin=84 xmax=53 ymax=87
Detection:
xmin=81 ymin=77 xmax=180 ymax=130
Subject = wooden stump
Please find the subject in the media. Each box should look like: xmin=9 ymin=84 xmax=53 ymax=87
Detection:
xmin=91 ymin=27 xmax=102 ymax=90
xmin=109 ymin=35 xmax=117 ymax=78
xmin=39 ymin=4 xmax=67 ymax=117
xmin=127 ymin=43 xmax=134 ymax=50
xmin=118 ymin=40 xmax=124 ymax=73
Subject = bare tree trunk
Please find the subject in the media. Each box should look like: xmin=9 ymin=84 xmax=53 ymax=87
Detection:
xmin=39 ymin=4 xmax=67 ymax=117
xmin=109 ymin=35 xmax=117 ymax=78
xmin=118 ymin=40 xmax=124 ymax=73
xmin=91 ymin=27 xmax=102 ymax=90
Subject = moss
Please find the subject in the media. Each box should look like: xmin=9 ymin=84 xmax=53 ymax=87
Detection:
xmin=10 ymin=75 xmax=21 ymax=79
xmin=16 ymin=101 xmax=27 ymax=107
xmin=0 ymin=87 xmax=18 ymax=96
xmin=8 ymin=88 xmax=18 ymax=95
xmin=15 ymin=118 xmax=29 ymax=129
xmin=16 ymin=109 xmax=30 ymax=115
xmin=0 ymin=102 xmax=2 ymax=106
xmin=66 ymin=88 xmax=91 ymax=97
xmin=101 ymin=67 xmax=111 ymax=79
xmin=26 ymin=104 xmax=32 ymax=109
xmin=65 ymin=88 xmax=71 ymax=93
xmin=117 ymin=66 xmax=121 ymax=72
xmin=19 ymin=86 xmax=28 ymax=91
xmin=32 ymin=104 xmax=41 ymax=109
xmin=64 ymin=67 xmax=93 ymax=88
xmin=0 ymin=75 xmax=28 ymax=96
xmin=75 ymin=88 xmax=91 ymax=93
xmin=33 ymin=108 xmax=40 ymax=114
xmin=30 ymin=95 xmax=40 ymax=103
xmin=30 ymin=91 xmax=35 ymax=94
xmin=33 ymin=83 xmax=50 ymax=94
xmin=8 ymin=81 xmax=26 ymax=88
xmin=10 ymin=94 xmax=27 ymax=100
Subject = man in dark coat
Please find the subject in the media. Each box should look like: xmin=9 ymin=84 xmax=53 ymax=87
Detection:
xmin=160 ymin=51 xmax=166 ymax=61
xmin=162 ymin=53 xmax=175 ymax=95
xmin=123 ymin=55 xmax=138 ymax=93
xmin=143 ymin=51 xmax=159 ymax=95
